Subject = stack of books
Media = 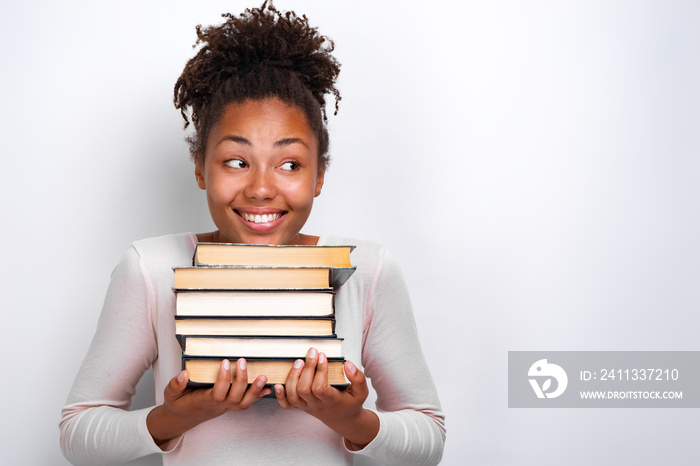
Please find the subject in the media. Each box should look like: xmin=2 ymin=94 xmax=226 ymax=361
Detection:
xmin=173 ymin=242 xmax=356 ymax=389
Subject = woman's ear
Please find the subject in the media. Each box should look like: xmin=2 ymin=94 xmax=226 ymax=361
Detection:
xmin=314 ymin=167 xmax=325 ymax=197
xmin=194 ymin=160 xmax=206 ymax=190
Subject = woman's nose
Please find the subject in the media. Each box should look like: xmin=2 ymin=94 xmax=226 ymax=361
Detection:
xmin=243 ymin=168 xmax=276 ymax=200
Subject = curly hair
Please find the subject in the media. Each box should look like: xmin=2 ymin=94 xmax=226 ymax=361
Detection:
xmin=174 ymin=0 xmax=341 ymax=169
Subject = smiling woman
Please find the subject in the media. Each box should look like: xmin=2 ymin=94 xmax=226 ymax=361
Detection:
xmin=58 ymin=2 xmax=445 ymax=465
xmin=195 ymin=99 xmax=325 ymax=246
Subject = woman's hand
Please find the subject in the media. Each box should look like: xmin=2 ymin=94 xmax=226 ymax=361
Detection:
xmin=147 ymin=358 xmax=272 ymax=446
xmin=274 ymin=348 xmax=380 ymax=449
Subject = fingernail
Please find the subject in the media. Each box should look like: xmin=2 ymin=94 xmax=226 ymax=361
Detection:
xmin=346 ymin=361 xmax=357 ymax=375
xmin=318 ymin=352 xmax=326 ymax=364
xmin=275 ymin=385 xmax=283 ymax=394
xmin=223 ymin=359 xmax=230 ymax=370
xmin=257 ymin=377 xmax=267 ymax=388
xmin=307 ymin=347 xmax=317 ymax=359
xmin=177 ymin=371 xmax=185 ymax=383
xmin=239 ymin=358 xmax=247 ymax=370
xmin=294 ymin=359 xmax=304 ymax=369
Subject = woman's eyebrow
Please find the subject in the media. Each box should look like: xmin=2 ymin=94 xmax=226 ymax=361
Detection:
xmin=217 ymin=135 xmax=251 ymax=146
xmin=216 ymin=135 xmax=308 ymax=148
xmin=275 ymin=137 xmax=308 ymax=148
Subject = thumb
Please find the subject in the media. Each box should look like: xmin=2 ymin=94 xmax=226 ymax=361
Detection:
xmin=166 ymin=370 xmax=189 ymax=397
xmin=344 ymin=361 xmax=368 ymax=397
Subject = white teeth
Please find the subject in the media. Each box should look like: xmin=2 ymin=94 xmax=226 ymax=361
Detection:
xmin=242 ymin=213 xmax=279 ymax=224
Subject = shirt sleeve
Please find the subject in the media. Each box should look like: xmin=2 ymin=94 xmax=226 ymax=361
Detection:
xmin=350 ymin=246 xmax=446 ymax=465
xmin=59 ymin=246 xmax=176 ymax=465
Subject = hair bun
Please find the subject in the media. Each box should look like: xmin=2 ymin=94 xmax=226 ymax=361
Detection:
xmin=175 ymin=1 xmax=341 ymax=131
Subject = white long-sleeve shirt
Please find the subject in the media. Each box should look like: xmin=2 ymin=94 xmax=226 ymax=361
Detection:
xmin=60 ymin=233 xmax=445 ymax=465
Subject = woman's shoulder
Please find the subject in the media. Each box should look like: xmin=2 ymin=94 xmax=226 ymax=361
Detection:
xmin=129 ymin=232 xmax=198 ymax=269
xmin=131 ymin=232 xmax=196 ymax=254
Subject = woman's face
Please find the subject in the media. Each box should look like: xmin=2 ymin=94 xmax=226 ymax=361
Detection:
xmin=195 ymin=98 xmax=324 ymax=245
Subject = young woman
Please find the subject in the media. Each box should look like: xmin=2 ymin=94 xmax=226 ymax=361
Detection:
xmin=60 ymin=3 xmax=445 ymax=464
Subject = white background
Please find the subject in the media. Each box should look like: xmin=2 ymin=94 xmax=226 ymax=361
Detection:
xmin=2 ymin=1 xmax=699 ymax=465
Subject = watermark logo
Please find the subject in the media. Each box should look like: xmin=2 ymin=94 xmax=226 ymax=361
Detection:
xmin=509 ymin=351 xmax=698 ymax=408
xmin=528 ymin=359 xmax=568 ymax=399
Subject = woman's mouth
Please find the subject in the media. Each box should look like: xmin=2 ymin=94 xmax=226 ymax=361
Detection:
xmin=240 ymin=212 xmax=282 ymax=224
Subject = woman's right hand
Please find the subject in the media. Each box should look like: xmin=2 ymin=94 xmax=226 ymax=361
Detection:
xmin=146 ymin=358 xmax=271 ymax=446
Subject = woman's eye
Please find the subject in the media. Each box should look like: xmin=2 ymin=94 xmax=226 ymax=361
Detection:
xmin=225 ymin=159 xmax=247 ymax=169
xmin=280 ymin=161 xmax=299 ymax=171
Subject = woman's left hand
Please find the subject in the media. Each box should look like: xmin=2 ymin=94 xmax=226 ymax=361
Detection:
xmin=274 ymin=347 xmax=380 ymax=449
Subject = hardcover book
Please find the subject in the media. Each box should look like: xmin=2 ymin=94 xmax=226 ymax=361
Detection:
xmin=194 ymin=242 xmax=354 ymax=268
xmin=173 ymin=266 xmax=355 ymax=290
xmin=184 ymin=356 xmax=349 ymax=387
xmin=174 ymin=290 xmax=335 ymax=317
xmin=177 ymin=335 xmax=344 ymax=358
xmin=174 ymin=316 xmax=336 ymax=337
